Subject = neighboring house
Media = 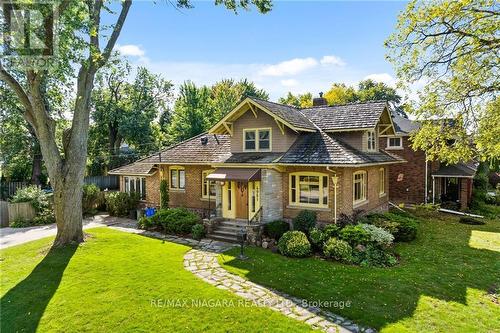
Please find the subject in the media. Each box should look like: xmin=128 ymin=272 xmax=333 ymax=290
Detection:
xmin=380 ymin=112 xmax=476 ymax=210
xmin=110 ymin=96 xmax=405 ymax=230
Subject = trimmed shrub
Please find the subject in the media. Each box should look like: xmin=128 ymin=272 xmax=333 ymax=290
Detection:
xmin=459 ymin=216 xmax=486 ymax=225
xmin=359 ymin=213 xmax=400 ymax=235
xmin=160 ymin=179 xmax=169 ymax=209
xmin=323 ymin=224 xmax=340 ymax=239
xmin=277 ymin=231 xmax=311 ymax=258
xmin=323 ymin=237 xmax=353 ymax=263
xmin=362 ymin=212 xmax=418 ymax=242
xmin=339 ymin=225 xmax=371 ymax=246
xmin=264 ymin=220 xmax=290 ymax=240
xmin=156 ymin=208 xmax=200 ymax=234
xmin=353 ymin=244 xmax=397 ymax=268
xmin=82 ymin=184 xmax=101 ymax=215
xmin=308 ymin=228 xmax=325 ymax=251
xmin=105 ymin=192 xmax=140 ymax=217
xmin=292 ymin=210 xmax=317 ymax=233
xmin=191 ymin=224 xmax=206 ymax=240
xmin=11 ymin=186 xmax=50 ymax=212
xmin=360 ymin=223 xmax=394 ymax=247
xmin=138 ymin=216 xmax=154 ymax=229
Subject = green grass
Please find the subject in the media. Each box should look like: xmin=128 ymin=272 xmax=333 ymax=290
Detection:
xmin=219 ymin=212 xmax=500 ymax=332
xmin=0 ymin=228 xmax=312 ymax=332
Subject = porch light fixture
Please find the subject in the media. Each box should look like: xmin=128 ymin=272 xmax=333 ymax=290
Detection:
xmin=236 ymin=228 xmax=248 ymax=260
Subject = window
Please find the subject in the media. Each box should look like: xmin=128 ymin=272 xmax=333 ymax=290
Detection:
xmin=367 ymin=130 xmax=376 ymax=151
xmin=353 ymin=171 xmax=367 ymax=205
xmin=123 ymin=176 xmax=146 ymax=200
xmin=243 ymin=128 xmax=272 ymax=151
xmin=169 ymin=166 xmax=185 ymax=190
xmin=379 ymin=168 xmax=385 ymax=196
xmin=289 ymin=172 xmax=328 ymax=208
xmin=387 ymin=136 xmax=402 ymax=149
xmin=202 ymin=170 xmax=216 ymax=199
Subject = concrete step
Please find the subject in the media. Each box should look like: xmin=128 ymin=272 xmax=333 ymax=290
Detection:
xmin=219 ymin=220 xmax=247 ymax=227
xmin=207 ymin=234 xmax=239 ymax=243
xmin=216 ymin=225 xmax=245 ymax=233
xmin=211 ymin=229 xmax=240 ymax=237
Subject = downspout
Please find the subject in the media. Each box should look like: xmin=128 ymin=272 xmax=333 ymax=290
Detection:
xmin=432 ymin=176 xmax=435 ymax=204
xmin=326 ymin=166 xmax=338 ymax=223
xmin=424 ymin=154 xmax=428 ymax=204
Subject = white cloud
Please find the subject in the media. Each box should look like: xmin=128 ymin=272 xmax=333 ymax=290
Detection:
xmin=117 ymin=44 xmax=145 ymax=57
xmin=281 ymin=79 xmax=299 ymax=87
xmin=259 ymin=57 xmax=318 ymax=77
xmin=320 ymin=55 xmax=345 ymax=67
xmin=363 ymin=73 xmax=396 ymax=87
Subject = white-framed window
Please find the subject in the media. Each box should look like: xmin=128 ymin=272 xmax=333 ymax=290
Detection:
xmin=353 ymin=170 xmax=367 ymax=205
xmin=123 ymin=176 xmax=146 ymax=200
xmin=387 ymin=136 xmax=403 ymax=149
xmin=243 ymin=128 xmax=272 ymax=151
xmin=169 ymin=166 xmax=185 ymax=190
xmin=379 ymin=168 xmax=385 ymax=196
xmin=367 ymin=130 xmax=376 ymax=151
xmin=289 ymin=172 xmax=328 ymax=208
xmin=201 ymin=170 xmax=216 ymax=199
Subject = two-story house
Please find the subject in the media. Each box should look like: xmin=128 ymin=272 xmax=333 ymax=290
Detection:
xmin=110 ymin=96 xmax=405 ymax=233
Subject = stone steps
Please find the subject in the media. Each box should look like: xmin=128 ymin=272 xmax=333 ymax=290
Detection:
xmin=207 ymin=220 xmax=247 ymax=243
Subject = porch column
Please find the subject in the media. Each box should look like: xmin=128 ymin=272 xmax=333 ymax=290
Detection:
xmin=215 ymin=182 xmax=222 ymax=218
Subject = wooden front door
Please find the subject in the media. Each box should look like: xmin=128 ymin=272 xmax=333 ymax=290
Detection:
xmin=235 ymin=182 xmax=248 ymax=219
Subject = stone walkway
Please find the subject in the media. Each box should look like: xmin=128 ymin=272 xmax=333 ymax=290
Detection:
xmin=183 ymin=245 xmax=374 ymax=333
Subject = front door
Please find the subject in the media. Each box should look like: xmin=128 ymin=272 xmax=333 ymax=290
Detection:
xmin=235 ymin=182 xmax=248 ymax=219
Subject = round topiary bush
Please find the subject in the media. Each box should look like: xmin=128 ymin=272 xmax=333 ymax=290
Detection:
xmin=292 ymin=210 xmax=317 ymax=233
xmin=323 ymin=237 xmax=353 ymax=263
xmin=308 ymin=227 xmax=325 ymax=251
xmin=277 ymin=231 xmax=311 ymax=257
xmin=323 ymin=224 xmax=340 ymax=239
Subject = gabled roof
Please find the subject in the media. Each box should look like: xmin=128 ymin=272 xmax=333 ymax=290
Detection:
xmin=391 ymin=113 xmax=420 ymax=136
xmin=278 ymin=131 xmax=404 ymax=165
xmin=108 ymin=163 xmax=156 ymax=176
xmin=300 ymin=101 xmax=388 ymax=131
xmin=138 ymin=133 xmax=232 ymax=164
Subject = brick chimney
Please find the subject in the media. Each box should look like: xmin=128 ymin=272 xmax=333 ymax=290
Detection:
xmin=312 ymin=92 xmax=327 ymax=107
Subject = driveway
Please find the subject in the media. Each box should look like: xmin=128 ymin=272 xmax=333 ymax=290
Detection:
xmin=0 ymin=214 xmax=137 ymax=249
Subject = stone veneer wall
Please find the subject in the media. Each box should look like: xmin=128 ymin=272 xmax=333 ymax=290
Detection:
xmin=261 ymin=169 xmax=283 ymax=222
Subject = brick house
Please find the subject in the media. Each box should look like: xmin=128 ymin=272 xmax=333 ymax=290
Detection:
xmin=110 ymin=95 xmax=408 ymax=237
xmin=380 ymin=112 xmax=476 ymax=210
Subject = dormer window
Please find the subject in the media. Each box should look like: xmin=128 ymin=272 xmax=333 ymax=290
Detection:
xmin=243 ymin=128 xmax=271 ymax=151
xmin=367 ymin=130 xmax=376 ymax=151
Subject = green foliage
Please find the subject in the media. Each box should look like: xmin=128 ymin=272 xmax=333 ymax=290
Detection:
xmin=82 ymin=184 xmax=101 ymax=215
xmin=308 ymin=228 xmax=325 ymax=251
xmin=353 ymin=245 xmax=397 ymax=268
xmin=10 ymin=217 xmax=32 ymax=228
xmin=322 ymin=224 xmax=340 ymax=239
xmin=459 ymin=216 xmax=486 ymax=225
xmin=105 ymin=192 xmax=139 ymax=217
xmin=414 ymin=203 xmax=440 ymax=212
xmin=11 ymin=186 xmax=50 ymax=212
xmin=191 ymin=224 xmax=206 ymax=240
xmin=264 ymin=220 xmax=290 ymax=240
xmin=32 ymin=210 xmax=55 ymax=225
xmin=278 ymin=92 xmax=312 ymax=107
xmin=292 ymin=210 xmax=317 ymax=233
xmin=138 ymin=216 xmax=154 ymax=230
xmin=339 ymin=225 xmax=371 ymax=246
xmin=386 ymin=0 xmax=498 ymax=163
xmin=151 ymin=208 xmax=200 ymax=234
xmin=360 ymin=224 xmax=394 ymax=247
xmin=337 ymin=209 xmax=364 ymax=228
xmin=160 ymin=179 xmax=169 ymax=209
xmin=323 ymin=80 xmax=400 ymax=107
xmin=277 ymin=231 xmax=311 ymax=258
xmin=323 ymin=238 xmax=353 ymax=263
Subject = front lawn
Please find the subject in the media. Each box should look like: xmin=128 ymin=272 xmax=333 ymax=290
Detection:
xmin=219 ymin=212 xmax=500 ymax=332
xmin=0 ymin=228 xmax=312 ymax=332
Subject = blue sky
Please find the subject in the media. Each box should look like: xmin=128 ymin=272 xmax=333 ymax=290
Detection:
xmin=115 ymin=1 xmax=409 ymax=100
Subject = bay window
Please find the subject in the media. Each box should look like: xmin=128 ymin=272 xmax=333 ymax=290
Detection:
xmin=289 ymin=172 xmax=328 ymax=208
xmin=123 ymin=176 xmax=146 ymax=200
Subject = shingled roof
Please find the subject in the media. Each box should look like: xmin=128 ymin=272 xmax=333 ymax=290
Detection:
xmin=278 ymin=131 xmax=403 ymax=165
xmin=247 ymin=97 xmax=316 ymax=130
xmin=300 ymin=101 xmax=388 ymax=131
xmin=138 ymin=133 xmax=232 ymax=164
xmin=108 ymin=163 xmax=156 ymax=176
xmin=391 ymin=112 xmax=420 ymax=135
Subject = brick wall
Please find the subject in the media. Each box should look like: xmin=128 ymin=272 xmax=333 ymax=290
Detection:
xmin=380 ymin=136 xmax=434 ymax=204
xmin=281 ymin=165 xmax=388 ymax=223
xmin=145 ymin=172 xmax=160 ymax=206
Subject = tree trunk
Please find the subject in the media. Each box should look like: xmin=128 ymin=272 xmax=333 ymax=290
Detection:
xmin=31 ymin=140 xmax=42 ymax=185
xmin=52 ymin=167 xmax=85 ymax=246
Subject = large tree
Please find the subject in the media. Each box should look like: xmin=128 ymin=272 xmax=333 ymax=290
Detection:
xmin=89 ymin=60 xmax=173 ymax=173
xmin=278 ymin=92 xmax=312 ymax=107
xmin=0 ymin=0 xmax=272 ymax=246
xmin=386 ymin=0 xmax=499 ymax=163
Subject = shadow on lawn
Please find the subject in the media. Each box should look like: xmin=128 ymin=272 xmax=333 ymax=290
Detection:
xmin=221 ymin=215 xmax=500 ymax=329
xmin=1 ymin=244 xmax=77 ymax=332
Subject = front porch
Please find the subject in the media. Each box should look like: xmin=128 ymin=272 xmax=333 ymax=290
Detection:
xmin=431 ymin=163 xmax=475 ymax=210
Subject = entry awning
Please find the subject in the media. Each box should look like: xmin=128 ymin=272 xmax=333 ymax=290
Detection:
xmin=432 ymin=162 xmax=477 ymax=178
xmin=206 ymin=168 xmax=261 ymax=182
